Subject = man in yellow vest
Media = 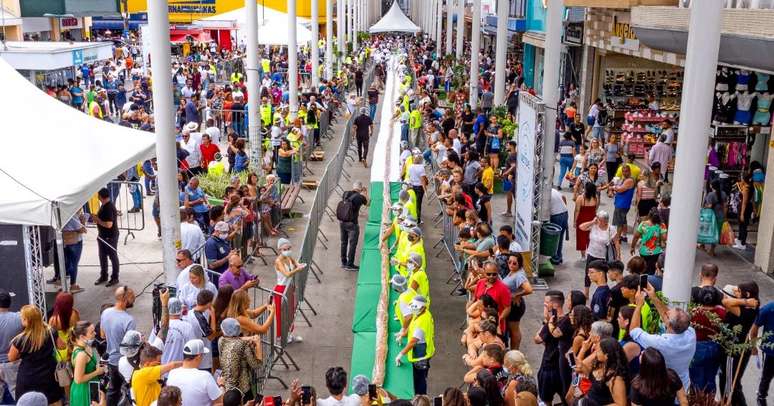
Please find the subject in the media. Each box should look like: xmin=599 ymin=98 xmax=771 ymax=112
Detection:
xmin=409 ymin=104 xmax=422 ymax=148
xmin=391 ymin=226 xmax=426 ymax=276
xmin=260 ymin=97 xmax=273 ymax=127
xmin=398 ymin=189 xmax=417 ymax=221
xmin=261 ymin=57 xmax=271 ymax=79
xmin=390 ymin=215 xmax=416 ymax=255
xmin=407 ymin=253 xmax=429 ymax=306
xmin=382 ymin=202 xmax=406 ymax=246
xmin=395 ymin=295 xmax=434 ymax=395
xmin=391 ymin=274 xmax=417 ymax=331
xmin=230 ymin=71 xmax=243 ymax=85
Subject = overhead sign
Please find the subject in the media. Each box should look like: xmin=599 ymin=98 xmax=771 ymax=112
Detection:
xmin=610 ymin=12 xmax=639 ymax=51
xmin=564 ymin=22 xmax=583 ymax=46
xmin=60 ymin=17 xmax=82 ymax=30
xmin=168 ymin=0 xmax=217 ymax=14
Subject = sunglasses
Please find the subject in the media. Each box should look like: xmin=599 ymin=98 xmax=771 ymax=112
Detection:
xmin=175 ymin=258 xmax=184 ymax=263
xmin=485 ymin=273 xmax=498 ymax=277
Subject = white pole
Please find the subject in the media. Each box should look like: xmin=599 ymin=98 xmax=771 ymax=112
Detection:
xmin=353 ymin=0 xmax=358 ymax=52
xmin=289 ymin=0 xmax=299 ymax=119
xmin=493 ymin=0 xmax=507 ymax=105
xmin=469 ymin=0 xmax=480 ymax=108
xmin=147 ymin=0 xmax=181 ymax=286
xmin=436 ymin=0 xmax=442 ymax=53
xmin=326 ymin=0 xmax=333 ymax=80
xmin=538 ymin=0 xmax=562 ymax=220
xmin=445 ymin=0 xmax=452 ymax=55
xmin=337 ymin=0 xmax=345 ymax=64
xmin=246 ymin=0 xmax=261 ymax=170
xmin=312 ymin=0 xmax=320 ymax=88
xmin=663 ymin=0 xmax=723 ymax=304
xmin=455 ymin=0 xmax=464 ymax=59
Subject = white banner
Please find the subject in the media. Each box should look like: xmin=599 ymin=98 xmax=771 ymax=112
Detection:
xmin=514 ymin=94 xmax=539 ymax=251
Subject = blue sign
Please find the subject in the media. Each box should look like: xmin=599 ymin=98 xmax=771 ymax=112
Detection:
xmin=72 ymin=49 xmax=83 ymax=65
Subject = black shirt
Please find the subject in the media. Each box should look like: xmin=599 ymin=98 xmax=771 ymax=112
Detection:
xmin=726 ymin=306 xmax=758 ymax=344
xmin=608 ymin=283 xmax=628 ymax=332
xmin=630 ymin=368 xmax=683 ymax=406
xmin=97 ymin=201 xmax=119 ymax=238
xmin=355 ymin=70 xmax=363 ymax=83
xmin=353 ymin=114 xmax=373 ymax=139
xmin=591 ymin=285 xmax=611 ymax=321
xmin=367 ymin=89 xmax=379 ymax=105
xmin=569 ymin=122 xmax=585 ymax=146
xmin=342 ymin=191 xmax=368 ymax=224
xmin=538 ymin=316 xmax=573 ymax=370
xmin=441 ymin=117 xmax=455 ymax=136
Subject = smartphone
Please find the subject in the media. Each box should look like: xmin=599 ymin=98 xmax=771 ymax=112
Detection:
xmin=433 ymin=396 xmax=443 ymax=406
xmin=368 ymin=384 xmax=377 ymax=401
xmin=567 ymin=352 xmax=576 ymax=368
xmin=302 ymin=386 xmax=312 ymax=404
xmin=89 ymin=381 xmax=100 ymax=403
xmin=640 ymin=274 xmax=649 ymax=290
xmin=551 ymin=308 xmax=558 ymax=319
xmin=255 ymin=394 xmax=264 ymax=405
xmin=273 ymin=395 xmax=283 ymax=406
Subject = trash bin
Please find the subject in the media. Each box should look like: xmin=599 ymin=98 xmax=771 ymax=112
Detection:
xmin=539 ymin=222 xmax=562 ymax=257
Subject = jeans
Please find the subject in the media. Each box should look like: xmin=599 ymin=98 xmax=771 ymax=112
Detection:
xmin=691 ymin=340 xmax=721 ymax=394
xmin=144 ymin=175 xmax=157 ymax=195
xmin=129 ymin=183 xmax=142 ymax=210
xmin=557 ymin=155 xmax=574 ymax=188
xmin=369 ymin=103 xmax=377 ymax=120
xmin=108 ymin=182 xmax=121 ymax=203
xmin=64 ymin=241 xmax=83 ymax=285
xmin=412 ymin=361 xmax=430 ymax=395
xmin=98 ymin=234 xmax=120 ymax=281
xmin=340 ymin=222 xmax=359 ymax=266
xmin=759 ymin=352 xmax=774 ymax=399
xmin=550 ymin=211 xmax=569 ymax=264
xmin=401 ymin=124 xmax=409 ymax=143
xmin=0 ymin=360 xmax=19 ymax=402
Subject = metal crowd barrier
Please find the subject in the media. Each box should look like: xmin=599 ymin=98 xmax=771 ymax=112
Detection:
xmin=91 ymin=180 xmax=146 ymax=245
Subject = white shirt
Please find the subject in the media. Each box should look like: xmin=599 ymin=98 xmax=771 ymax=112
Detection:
xmin=587 ymin=224 xmax=616 ymax=259
xmin=204 ymin=126 xmax=221 ymax=145
xmin=316 ymin=394 xmax=362 ymax=406
xmin=181 ymin=86 xmax=195 ymax=100
xmin=183 ymin=310 xmax=214 ymax=369
xmin=180 ymin=222 xmax=205 ymax=258
xmin=166 ymin=367 xmax=222 ymax=406
xmin=177 ymin=281 xmax=217 ymax=310
xmin=408 ymin=165 xmax=426 ymax=187
xmin=452 ymin=138 xmax=462 ymax=155
xmin=161 ymin=319 xmax=196 ymax=365
xmin=181 ymin=134 xmax=202 ymax=168
xmin=549 ymin=189 xmax=568 ymax=216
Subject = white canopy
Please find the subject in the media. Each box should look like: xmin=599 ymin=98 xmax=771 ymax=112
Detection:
xmin=369 ymin=1 xmax=420 ymax=34
xmin=199 ymin=5 xmax=313 ymax=46
xmin=0 ymin=57 xmax=155 ymax=228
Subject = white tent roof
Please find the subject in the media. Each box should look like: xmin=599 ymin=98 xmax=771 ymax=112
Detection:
xmin=199 ymin=5 xmax=312 ymax=46
xmin=0 ymin=57 xmax=155 ymax=228
xmin=369 ymin=1 xmax=420 ymax=34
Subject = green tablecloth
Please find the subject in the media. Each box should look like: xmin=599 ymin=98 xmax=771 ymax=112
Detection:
xmin=352 ymin=284 xmax=381 ymax=333
xmin=357 ymin=249 xmax=384 ymax=286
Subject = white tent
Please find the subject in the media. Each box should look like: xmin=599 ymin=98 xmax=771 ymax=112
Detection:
xmin=0 ymin=57 xmax=155 ymax=228
xmin=199 ymin=5 xmax=313 ymax=46
xmin=369 ymin=1 xmax=420 ymax=34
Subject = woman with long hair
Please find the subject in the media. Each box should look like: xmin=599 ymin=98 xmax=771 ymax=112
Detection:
xmin=720 ymin=281 xmax=760 ymax=404
xmin=577 ymin=337 xmax=629 ymax=406
xmin=274 ymin=239 xmax=305 ymax=343
xmin=210 ymin=285 xmax=234 ymax=370
xmin=501 ymin=253 xmax=532 ymax=350
xmin=276 ymin=138 xmax=295 ymax=185
xmin=630 ymin=207 xmax=667 ymax=275
xmin=474 ymin=369 xmax=504 ymax=406
xmin=630 ymin=348 xmax=688 ymax=406
xmin=225 ymin=290 xmax=275 ymax=339
xmin=503 ymin=350 xmax=537 ymax=406
xmin=177 ymin=265 xmax=218 ymax=310
xmin=8 ymin=305 xmax=64 ymax=405
xmin=635 ymin=168 xmax=659 ymax=220
xmin=48 ymin=292 xmax=80 ymax=399
xmin=69 ymin=321 xmax=104 ymax=406
xmin=569 ymin=305 xmax=594 ymax=359
xmin=604 ymin=134 xmax=622 ymax=183
xmin=616 ymin=306 xmax=642 ymax=377
xmin=574 ymin=182 xmax=599 ymax=258
xmin=574 ymin=162 xmax=607 ymax=200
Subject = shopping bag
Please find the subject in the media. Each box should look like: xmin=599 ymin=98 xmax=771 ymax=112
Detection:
xmin=697 ymin=208 xmax=719 ymax=245
xmin=720 ymin=221 xmax=735 ymax=246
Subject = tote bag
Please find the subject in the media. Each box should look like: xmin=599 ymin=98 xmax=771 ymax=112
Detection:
xmin=697 ymin=208 xmax=719 ymax=245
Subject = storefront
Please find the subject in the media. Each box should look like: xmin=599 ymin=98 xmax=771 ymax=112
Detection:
xmin=582 ymin=7 xmax=772 ymax=254
xmin=0 ymin=41 xmax=113 ymax=88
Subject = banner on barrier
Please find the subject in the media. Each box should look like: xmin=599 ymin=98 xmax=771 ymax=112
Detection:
xmin=514 ymin=93 xmax=544 ymax=252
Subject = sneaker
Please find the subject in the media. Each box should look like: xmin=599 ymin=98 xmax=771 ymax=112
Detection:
xmin=453 ymin=288 xmax=467 ymax=296
xmin=47 ymin=277 xmax=61 ymax=285
xmin=288 ymin=335 xmax=304 ymax=344
xmin=732 ymin=243 xmax=747 ymax=250
xmin=70 ymin=285 xmax=84 ymax=293
xmin=105 ymin=279 xmax=120 ymax=287
xmin=345 ymin=264 xmax=360 ymax=271
xmin=94 ymin=277 xmax=108 ymax=286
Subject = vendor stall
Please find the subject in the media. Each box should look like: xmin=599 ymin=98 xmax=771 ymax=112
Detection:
xmin=0 ymin=40 xmax=113 ymax=88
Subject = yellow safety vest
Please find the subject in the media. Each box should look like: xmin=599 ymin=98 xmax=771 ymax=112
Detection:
xmin=260 ymin=104 xmax=272 ymax=126
xmin=404 ymin=199 xmax=417 ymax=220
xmin=394 ymin=288 xmax=417 ymax=325
xmin=287 ymin=131 xmax=302 ymax=161
xmin=208 ymin=160 xmax=225 ymax=177
xmin=409 ymin=110 xmax=422 ymax=130
xmin=402 ymin=156 xmax=413 ymax=181
xmin=261 ymin=58 xmax=271 ymax=74
xmin=408 ymin=240 xmax=427 ymax=272
xmin=230 ymin=72 xmax=243 ymax=84
xmin=407 ymin=310 xmax=435 ymax=362
xmin=408 ymin=269 xmax=430 ymax=306
xmin=402 ymin=95 xmax=410 ymax=113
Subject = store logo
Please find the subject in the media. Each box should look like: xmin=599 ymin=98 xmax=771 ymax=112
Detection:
xmin=168 ymin=0 xmax=216 ymax=15
xmin=610 ymin=13 xmax=639 ymax=51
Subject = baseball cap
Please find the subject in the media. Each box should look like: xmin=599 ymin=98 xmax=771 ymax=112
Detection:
xmin=183 ymin=339 xmax=210 ymax=356
xmin=214 ymin=221 xmax=230 ymax=233
xmin=0 ymin=289 xmax=14 ymax=308
xmin=168 ymin=298 xmax=183 ymax=316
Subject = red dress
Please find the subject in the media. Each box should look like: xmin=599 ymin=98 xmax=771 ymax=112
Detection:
xmin=575 ymin=203 xmax=598 ymax=251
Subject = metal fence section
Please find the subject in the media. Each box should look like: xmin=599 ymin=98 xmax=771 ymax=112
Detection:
xmin=97 ymin=180 xmax=147 ymax=245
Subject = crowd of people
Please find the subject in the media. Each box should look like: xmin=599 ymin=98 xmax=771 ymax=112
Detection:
xmin=15 ymin=24 xmax=774 ymax=406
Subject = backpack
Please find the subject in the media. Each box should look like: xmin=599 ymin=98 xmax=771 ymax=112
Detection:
xmin=596 ymin=108 xmax=608 ymax=126
xmin=336 ymin=193 xmax=358 ymax=223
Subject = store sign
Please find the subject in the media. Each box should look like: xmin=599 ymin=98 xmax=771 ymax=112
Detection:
xmin=71 ymin=48 xmax=100 ymax=66
xmin=60 ymin=17 xmax=82 ymax=30
xmin=168 ymin=0 xmax=217 ymax=15
xmin=564 ymin=22 xmax=583 ymax=46
xmin=610 ymin=13 xmax=639 ymax=51
xmin=514 ymin=93 xmax=542 ymax=252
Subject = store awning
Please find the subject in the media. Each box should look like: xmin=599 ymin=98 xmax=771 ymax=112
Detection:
xmin=91 ymin=19 xmax=144 ymax=31
xmin=0 ymin=57 xmax=155 ymax=228
xmin=522 ymin=30 xmax=545 ymax=48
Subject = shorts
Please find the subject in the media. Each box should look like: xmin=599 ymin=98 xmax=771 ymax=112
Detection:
xmin=508 ymin=299 xmax=526 ymax=322
xmin=612 ymin=207 xmax=629 ymax=227
xmin=637 ymin=199 xmax=657 ymax=218
xmin=592 ymin=125 xmax=605 ymax=140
